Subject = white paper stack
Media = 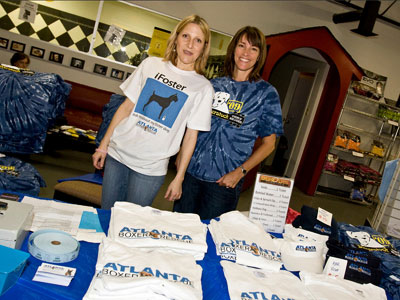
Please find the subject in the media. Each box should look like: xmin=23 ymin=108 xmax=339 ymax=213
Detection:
xmin=209 ymin=211 xmax=282 ymax=271
xmin=108 ymin=202 xmax=208 ymax=260
xmin=84 ymin=239 xmax=203 ymax=300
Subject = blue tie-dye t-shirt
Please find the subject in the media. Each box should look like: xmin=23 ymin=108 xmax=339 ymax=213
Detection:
xmin=187 ymin=76 xmax=283 ymax=182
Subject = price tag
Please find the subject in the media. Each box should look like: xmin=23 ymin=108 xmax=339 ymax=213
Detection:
xmin=249 ymin=173 xmax=294 ymax=234
xmin=344 ymin=175 xmax=355 ymax=182
xmin=317 ymin=207 xmax=332 ymax=226
xmin=388 ymin=120 xmax=399 ymax=126
xmin=352 ymin=151 xmax=364 ymax=157
xmin=323 ymin=256 xmax=347 ymax=279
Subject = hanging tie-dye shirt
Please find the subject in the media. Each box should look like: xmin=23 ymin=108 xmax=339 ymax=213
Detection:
xmin=188 ymin=76 xmax=283 ymax=182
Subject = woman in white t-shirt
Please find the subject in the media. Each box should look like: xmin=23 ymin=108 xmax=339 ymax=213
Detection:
xmin=93 ymin=15 xmax=213 ymax=210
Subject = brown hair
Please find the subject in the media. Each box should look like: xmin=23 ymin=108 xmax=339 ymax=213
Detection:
xmin=164 ymin=15 xmax=211 ymax=75
xmin=10 ymin=52 xmax=30 ymax=66
xmin=224 ymin=26 xmax=267 ymax=82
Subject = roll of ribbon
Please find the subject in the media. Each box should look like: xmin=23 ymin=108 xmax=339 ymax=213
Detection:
xmin=28 ymin=229 xmax=80 ymax=263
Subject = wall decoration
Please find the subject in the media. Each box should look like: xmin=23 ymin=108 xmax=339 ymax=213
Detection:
xmin=111 ymin=68 xmax=124 ymax=80
xmin=10 ymin=41 xmax=26 ymax=52
xmin=71 ymin=57 xmax=85 ymax=69
xmin=104 ymin=24 xmax=126 ymax=47
xmin=30 ymin=46 xmax=45 ymax=58
xmin=94 ymin=64 xmax=107 ymax=76
xmin=18 ymin=1 xmax=38 ymax=23
xmin=49 ymin=51 xmax=64 ymax=64
xmin=148 ymin=27 xmax=170 ymax=58
xmin=0 ymin=37 xmax=9 ymax=49
xmin=0 ymin=1 xmax=151 ymax=64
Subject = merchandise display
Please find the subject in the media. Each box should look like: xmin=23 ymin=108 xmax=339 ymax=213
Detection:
xmin=95 ymin=94 xmax=125 ymax=146
xmin=1 ymin=195 xmax=399 ymax=300
xmin=0 ymin=156 xmax=46 ymax=196
xmin=209 ymin=211 xmax=282 ymax=271
xmin=318 ymin=75 xmax=399 ymax=205
xmin=108 ymin=202 xmax=208 ymax=260
xmin=0 ymin=67 xmax=70 ymax=154
xmin=84 ymin=239 xmax=203 ymax=300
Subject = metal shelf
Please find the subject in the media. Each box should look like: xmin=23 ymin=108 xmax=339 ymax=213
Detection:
xmin=330 ymin=146 xmax=385 ymax=162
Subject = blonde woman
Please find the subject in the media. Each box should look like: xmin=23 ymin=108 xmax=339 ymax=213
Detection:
xmin=93 ymin=15 xmax=213 ymax=209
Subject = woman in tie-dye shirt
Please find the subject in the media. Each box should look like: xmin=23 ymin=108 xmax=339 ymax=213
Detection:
xmin=173 ymin=26 xmax=283 ymax=219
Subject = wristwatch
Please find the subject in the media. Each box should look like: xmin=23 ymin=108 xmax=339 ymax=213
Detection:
xmin=240 ymin=165 xmax=247 ymax=175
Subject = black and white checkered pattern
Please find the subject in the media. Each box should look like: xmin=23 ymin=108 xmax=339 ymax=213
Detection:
xmin=0 ymin=0 xmax=150 ymax=63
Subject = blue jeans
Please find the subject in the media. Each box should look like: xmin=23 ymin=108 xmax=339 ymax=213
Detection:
xmin=173 ymin=172 xmax=243 ymax=220
xmin=101 ymin=155 xmax=165 ymax=210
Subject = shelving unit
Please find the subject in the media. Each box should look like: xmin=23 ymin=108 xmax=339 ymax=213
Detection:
xmin=316 ymin=85 xmax=400 ymax=205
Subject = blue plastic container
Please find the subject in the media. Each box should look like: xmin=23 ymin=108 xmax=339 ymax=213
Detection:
xmin=0 ymin=245 xmax=30 ymax=295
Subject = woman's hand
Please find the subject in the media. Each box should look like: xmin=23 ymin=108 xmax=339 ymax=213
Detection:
xmin=164 ymin=177 xmax=183 ymax=201
xmin=216 ymin=168 xmax=244 ymax=189
xmin=92 ymin=150 xmax=106 ymax=169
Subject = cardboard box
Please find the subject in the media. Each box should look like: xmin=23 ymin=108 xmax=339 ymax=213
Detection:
xmin=0 ymin=244 xmax=30 ymax=295
xmin=0 ymin=200 xmax=33 ymax=249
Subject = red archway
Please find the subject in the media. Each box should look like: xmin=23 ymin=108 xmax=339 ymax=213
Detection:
xmin=245 ymin=27 xmax=364 ymax=195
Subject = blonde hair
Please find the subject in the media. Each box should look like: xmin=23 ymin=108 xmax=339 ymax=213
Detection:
xmin=164 ymin=15 xmax=211 ymax=75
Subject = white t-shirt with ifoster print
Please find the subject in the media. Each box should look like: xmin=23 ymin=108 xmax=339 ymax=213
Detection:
xmin=108 ymin=56 xmax=213 ymax=176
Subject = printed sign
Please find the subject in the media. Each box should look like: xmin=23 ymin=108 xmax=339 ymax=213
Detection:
xmin=148 ymin=27 xmax=171 ymax=57
xmin=249 ymin=173 xmax=294 ymax=233
xmin=105 ymin=25 xmax=126 ymax=47
xmin=19 ymin=1 xmax=37 ymax=23
xmin=323 ymin=256 xmax=347 ymax=279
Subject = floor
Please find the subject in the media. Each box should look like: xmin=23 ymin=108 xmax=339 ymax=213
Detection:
xmin=24 ymin=147 xmax=377 ymax=227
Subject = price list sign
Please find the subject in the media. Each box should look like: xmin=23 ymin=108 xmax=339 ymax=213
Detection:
xmin=249 ymin=173 xmax=294 ymax=233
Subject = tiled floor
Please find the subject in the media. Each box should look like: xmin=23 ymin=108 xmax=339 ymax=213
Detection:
xmin=26 ymin=148 xmax=377 ymax=227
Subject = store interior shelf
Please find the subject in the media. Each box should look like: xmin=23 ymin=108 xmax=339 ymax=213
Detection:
xmin=316 ymin=186 xmax=373 ymax=206
xmin=330 ymin=146 xmax=385 ymax=162
xmin=338 ymin=123 xmax=398 ymax=141
xmin=348 ymin=90 xmax=400 ymax=112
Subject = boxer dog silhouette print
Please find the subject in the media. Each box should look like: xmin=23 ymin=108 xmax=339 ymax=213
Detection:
xmin=143 ymin=91 xmax=178 ymax=119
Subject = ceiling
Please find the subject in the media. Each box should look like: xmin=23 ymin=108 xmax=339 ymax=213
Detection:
xmin=329 ymin=0 xmax=400 ymax=28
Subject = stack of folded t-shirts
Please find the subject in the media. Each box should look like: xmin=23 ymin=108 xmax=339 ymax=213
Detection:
xmin=84 ymin=238 xmax=203 ymax=300
xmin=108 ymin=202 xmax=208 ymax=260
xmin=280 ymin=224 xmax=329 ymax=273
xmin=209 ymin=211 xmax=282 ymax=271
xmin=299 ymin=272 xmax=388 ymax=300
xmin=325 ymin=239 xmax=382 ymax=285
xmin=221 ymin=260 xmax=313 ymax=300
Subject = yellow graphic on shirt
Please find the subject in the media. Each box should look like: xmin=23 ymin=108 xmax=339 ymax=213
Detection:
xmin=227 ymin=100 xmax=243 ymax=113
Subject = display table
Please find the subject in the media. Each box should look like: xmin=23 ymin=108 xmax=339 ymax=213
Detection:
xmin=0 ymin=193 xmax=394 ymax=300
xmin=0 ymin=204 xmax=232 ymax=300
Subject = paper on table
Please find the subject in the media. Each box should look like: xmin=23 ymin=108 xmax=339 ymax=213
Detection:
xmin=33 ymin=263 xmax=76 ymax=286
xmin=21 ymin=196 xmax=103 ymax=242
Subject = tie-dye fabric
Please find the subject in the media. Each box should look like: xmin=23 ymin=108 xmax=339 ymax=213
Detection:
xmin=188 ymin=76 xmax=283 ymax=182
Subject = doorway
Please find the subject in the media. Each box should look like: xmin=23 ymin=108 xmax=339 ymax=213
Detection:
xmin=266 ymin=50 xmax=329 ymax=178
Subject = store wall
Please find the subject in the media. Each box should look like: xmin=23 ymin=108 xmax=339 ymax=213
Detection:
xmin=0 ymin=28 xmax=135 ymax=93
xmin=132 ymin=1 xmax=400 ymax=100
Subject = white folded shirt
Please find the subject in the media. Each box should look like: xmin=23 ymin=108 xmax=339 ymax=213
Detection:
xmin=221 ymin=260 xmax=313 ymax=300
xmin=84 ymin=238 xmax=203 ymax=300
xmin=108 ymin=202 xmax=208 ymax=260
xmin=300 ymin=272 xmax=388 ymax=300
xmin=209 ymin=211 xmax=282 ymax=271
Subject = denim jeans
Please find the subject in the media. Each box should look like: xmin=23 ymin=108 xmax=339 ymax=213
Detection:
xmin=173 ymin=172 xmax=243 ymax=220
xmin=101 ymin=155 xmax=165 ymax=210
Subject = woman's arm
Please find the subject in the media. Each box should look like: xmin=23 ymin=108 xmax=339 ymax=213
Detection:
xmin=165 ymin=128 xmax=198 ymax=201
xmin=216 ymin=134 xmax=276 ymax=188
xmin=92 ymin=98 xmax=135 ymax=169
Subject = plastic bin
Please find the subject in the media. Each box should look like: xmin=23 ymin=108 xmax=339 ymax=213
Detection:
xmin=0 ymin=245 xmax=30 ymax=295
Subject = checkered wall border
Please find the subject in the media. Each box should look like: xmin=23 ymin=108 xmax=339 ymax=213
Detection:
xmin=0 ymin=0 xmax=150 ymax=64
